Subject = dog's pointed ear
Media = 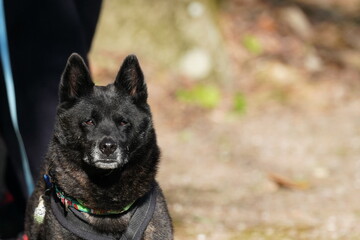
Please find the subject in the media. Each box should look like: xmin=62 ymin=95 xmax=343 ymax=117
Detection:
xmin=59 ymin=53 xmax=94 ymax=103
xmin=114 ymin=55 xmax=147 ymax=102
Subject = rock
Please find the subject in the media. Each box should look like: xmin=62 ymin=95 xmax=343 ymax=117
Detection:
xmin=179 ymin=48 xmax=212 ymax=80
xmin=304 ymin=52 xmax=323 ymax=72
xmin=176 ymin=1 xmax=232 ymax=83
xmin=188 ymin=1 xmax=205 ymax=18
xmin=280 ymin=6 xmax=313 ymax=40
xmin=256 ymin=60 xmax=304 ymax=86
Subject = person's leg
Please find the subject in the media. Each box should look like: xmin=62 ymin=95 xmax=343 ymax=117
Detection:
xmin=1 ymin=0 xmax=102 ymax=236
xmin=0 ymin=72 xmax=27 ymax=238
xmin=74 ymin=0 xmax=103 ymax=53
xmin=6 ymin=0 xmax=102 ymax=180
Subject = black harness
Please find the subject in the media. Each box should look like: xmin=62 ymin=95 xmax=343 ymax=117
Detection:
xmin=49 ymin=183 xmax=157 ymax=240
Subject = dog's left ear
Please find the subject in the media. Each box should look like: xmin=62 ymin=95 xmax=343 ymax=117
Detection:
xmin=59 ymin=53 xmax=94 ymax=103
xmin=114 ymin=55 xmax=147 ymax=103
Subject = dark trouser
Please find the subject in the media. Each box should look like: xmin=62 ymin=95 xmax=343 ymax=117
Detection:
xmin=0 ymin=0 xmax=102 ymax=236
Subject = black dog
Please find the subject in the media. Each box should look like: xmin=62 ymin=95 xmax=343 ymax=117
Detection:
xmin=24 ymin=54 xmax=173 ymax=239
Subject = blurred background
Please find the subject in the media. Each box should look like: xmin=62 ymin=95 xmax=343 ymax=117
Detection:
xmin=90 ymin=0 xmax=360 ymax=239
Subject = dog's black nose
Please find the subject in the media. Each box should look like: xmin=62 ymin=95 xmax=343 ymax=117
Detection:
xmin=99 ymin=138 xmax=117 ymax=156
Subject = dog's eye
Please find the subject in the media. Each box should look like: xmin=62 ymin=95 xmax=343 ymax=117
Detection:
xmin=84 ymin=119 xmax=95 ymax=126
xmin=119 ymin=121 xmax=128 ymax=126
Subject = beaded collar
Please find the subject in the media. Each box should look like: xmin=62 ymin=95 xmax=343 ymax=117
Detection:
xmin=54 ymin=185 xmax=134 ymax=215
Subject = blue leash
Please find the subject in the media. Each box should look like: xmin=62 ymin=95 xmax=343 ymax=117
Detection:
xmin=0 ymin=0 xmax=34 ymax=196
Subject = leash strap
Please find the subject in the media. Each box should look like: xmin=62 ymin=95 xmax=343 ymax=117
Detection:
xmin=50 ymin=185 xmax=157 ymax=240
xmin=0 ymin=0 xmax=34 ymax=196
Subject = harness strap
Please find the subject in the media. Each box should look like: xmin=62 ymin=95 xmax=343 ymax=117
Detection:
xmin=0 ymin=0 xmax=34 ymax=196
xmin=120 ymin=185 xmax=157 ymax=240
xmin=50 ymin=185 xmax=157 ymax=240
xmin=51 ymin=195 xmax=112 ymax=240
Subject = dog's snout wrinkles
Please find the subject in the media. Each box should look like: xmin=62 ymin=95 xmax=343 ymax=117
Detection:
xmin=99 ymin=138 xmax=117 ymax=156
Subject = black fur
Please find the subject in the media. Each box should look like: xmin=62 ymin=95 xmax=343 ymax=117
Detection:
xmin=25 ymin=53 xmax=173 ymax=239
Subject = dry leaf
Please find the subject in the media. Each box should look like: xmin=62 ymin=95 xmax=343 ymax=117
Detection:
xmin=268 ymin=173 xmax=310 ymax=190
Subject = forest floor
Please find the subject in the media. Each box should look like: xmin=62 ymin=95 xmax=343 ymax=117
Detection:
xmin=151 ymin=80 xmax=360 ymax=240
xmin=92 ymin=64 xmax=360 ymax=239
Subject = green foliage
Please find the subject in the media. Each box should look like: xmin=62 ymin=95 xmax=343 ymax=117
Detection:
xmin=176 ymin=85 xmax=220 ymax=109
xmin=233 ymin=92 xmax=247 ymax=114
xmin=242 ymin=34 xmax=263 ymax=55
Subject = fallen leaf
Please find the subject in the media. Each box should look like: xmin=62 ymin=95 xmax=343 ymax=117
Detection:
xmin=268 ymin=173 xmax=310 ymax=190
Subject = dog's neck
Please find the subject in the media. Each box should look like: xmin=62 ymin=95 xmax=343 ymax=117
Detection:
xmin=54 ymin=183 xmax=135 ymax=215
xmin=44 ymin=174 xmax=135 ymax=215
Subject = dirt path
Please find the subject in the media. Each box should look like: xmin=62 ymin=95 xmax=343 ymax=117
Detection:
xmin=153 ymin=97 xmax=360 ymax=240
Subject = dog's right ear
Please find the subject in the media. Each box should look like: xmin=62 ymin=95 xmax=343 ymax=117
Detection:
xmin=59 ymin=53 xmax=94 ymax=103
xmin=114 ymin=55 xmax=147 ymax=103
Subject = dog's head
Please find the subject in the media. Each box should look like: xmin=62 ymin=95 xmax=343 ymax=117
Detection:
xmin=55 ymin=53 xmax=156 ymax=171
